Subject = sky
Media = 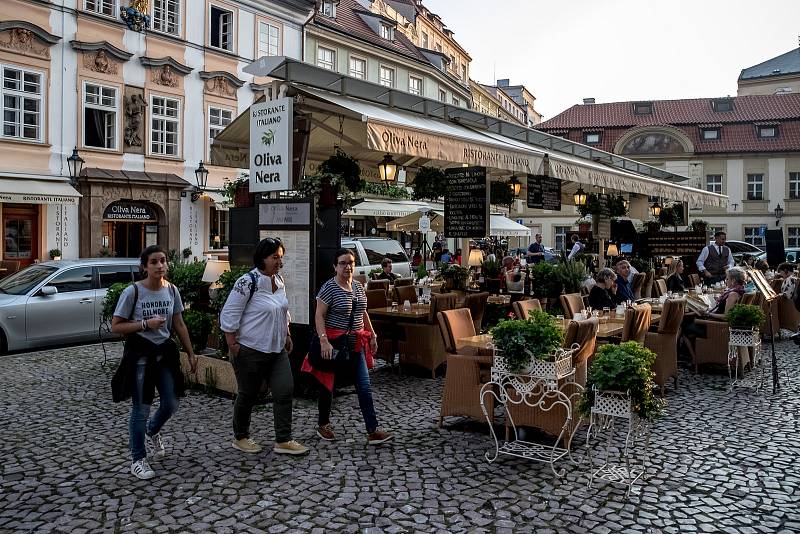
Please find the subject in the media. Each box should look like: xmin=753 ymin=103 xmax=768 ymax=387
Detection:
xmin=422 ymin=0 xmax=800 ymax=120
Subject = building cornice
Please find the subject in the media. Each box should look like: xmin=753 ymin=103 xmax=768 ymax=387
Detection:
xmin=140 ymin=56 xmax=193 ymax=76
xmin=199 ymin=70 xmax=245 ymax=88
xmin=70 ymin=40 xmax=133 ymax=62
xmin=0 ymin=20 xmax=61 ymax=44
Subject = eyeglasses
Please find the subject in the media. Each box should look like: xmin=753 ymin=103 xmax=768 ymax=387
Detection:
xmin=337 ymin=261 xmax=355 ymax=267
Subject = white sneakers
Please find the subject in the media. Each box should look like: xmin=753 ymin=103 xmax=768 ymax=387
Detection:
xmin=145 ymin=433 xmax=166 ymax=460
xmin=130 ymin=458 xmax=155 ymax=480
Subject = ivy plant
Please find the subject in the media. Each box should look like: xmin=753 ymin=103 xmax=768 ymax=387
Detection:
xmin=361 ymin=181 xmax=411 ymax=199
xmin=319 ymin=148 xmax=363 ymax=193
xmin=490 ymin=310 xmax=565 ymax=372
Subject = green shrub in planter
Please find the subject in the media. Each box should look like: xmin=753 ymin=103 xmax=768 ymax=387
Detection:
xmin=182 ymin=309 xmax=213 ymax=352
xmin=369 ymin=266 xmax=383 ymax=278
xmin=167 ymin=260 xmax=206 ymax=308
xmin=481 ymin=258 xmax=500 ymax=278
xmin=530 ymin=261 xmax=563 ymax=299
xmin=578 ymin=341 xmax=664 ymax=421
xmin=102 ymin=282 xmax=134 ymax=323
xmin=490 ymin=310 xmax=565 ymax=373
xmin=726 ymin=304 xmax=765 ymax=329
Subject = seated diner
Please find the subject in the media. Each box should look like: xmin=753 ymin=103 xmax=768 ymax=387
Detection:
xmin=588 ymin=268 xmax=617 ymax=310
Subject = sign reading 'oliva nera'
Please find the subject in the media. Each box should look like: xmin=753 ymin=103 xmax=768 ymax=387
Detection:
xmin=249 ymin=97 xmax=293 ymax=193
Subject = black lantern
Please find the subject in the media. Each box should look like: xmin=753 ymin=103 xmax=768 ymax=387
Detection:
xmin=378 ymin=153 xmax=398 ymax=185
xmin=775 ymin=203 xmax=784 ymax=226
xmin=573 ymin=186 xmax=587 ymax=207
xmin=192 ymin=161 xmax=210 ymax=202
xmin=650 ymin=199 xmax=662 ymax=217
xmin=508 ymin=175 xmax=521 ymax=198
xmin=66 ymin=147 xmax=84 ymax=186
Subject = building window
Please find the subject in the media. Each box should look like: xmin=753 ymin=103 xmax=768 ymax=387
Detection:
xmin=554 ymin=226 xmax=570 ymax=251
xmin=439 ymin=89 xmax=446 ymax=102
xmin=209 ymin=207 xmax=229 ymax=249
xmin=379 ymin=23 xmax=394 ymax=40
xmin=208 ymin=107 xmax=232 ymax=157
xmin=152 ymin=0 xmax=179 ymax=35
xmin=150 ymin=95 xmax=180 ymax=156
xmin=701 ymin=127 xmax=720 ymax=140
xmin=349 ymin=56 xmax=366 ymax=79
xmin=633 ymin=101 xmax=652 ymax=115
xmin=379 ymin=66 xmax=394 ymax=88
xmin=788 ymin=227 xmax=800 ymax=247
xmin=746 ymin=173 xmax=763 ymax=200
xmin=435 ymin=43 xmax=442 ymax=52
xmin=461 ymin=63 xmax=466 ymax=81
xmin=708 ymin=226 xmax=726 ymax=237
xmin=317 ymin=46 xmax=335 ymax=70
xmin=744 ymin=226 xmax=766 ymax=247
xmin=83 ymin=82 xmax=117 ymax=150
xmin=1 ymin=64 xmax=44 ymax=142
xmin=319 ymin=1 xmax=336 ymax=17
xmin=757 ymin=125 xmax=778 ymax=138
xmin=257 ymin=21 xmax=280 ymax=57
xmin=452 ymin=97 xmax=460 ymax=107
xmin=790 ymin=172 xmax=800 ymax=199
xmin=712 ymin=98 xmax=734 ymax=112
xmin=584 ymin=132 xmax=600 ymax=144
xmin=706 ymin=174 xmax=722 ymax=194
xmin=85 ymin=0 xmax=115 ymax=16
xmin=408 ymin=76 xmax=422 ymax=95
xmin=421 ymin=32 xmax=428 ymax=48
xmin=210 ymin=5 xmax=234 ymax=51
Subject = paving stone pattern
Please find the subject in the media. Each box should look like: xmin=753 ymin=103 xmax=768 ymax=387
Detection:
xmin=1 ymin=341 xmax=799 ymax=533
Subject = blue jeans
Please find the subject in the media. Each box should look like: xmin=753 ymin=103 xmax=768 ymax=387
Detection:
xmin=318 ymin=350 xmax=379 ymax=433
xmin=129 ymin=357 xmax=179 ymax=461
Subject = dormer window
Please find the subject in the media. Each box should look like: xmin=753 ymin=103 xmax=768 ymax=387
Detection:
xmin=379 ymin=23 xmax=394 ymax=40
xmin=712 ymin=98 xmax=734 ymax=112
xmin=701 ymin=127 xmax=720 ymax=140
xmin=757 ymin=125 xmax=778 ymax=138
xmin=584 ymin=132 xmax=601 ymax=144
xmin=633 ymin=101 xmax=652 ymax=115
xmin=319 ymin=1 xmax=336 ymax=18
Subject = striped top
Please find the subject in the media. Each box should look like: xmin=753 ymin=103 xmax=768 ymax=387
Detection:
xmin=317 ymin=278 xmax=367 ymax=331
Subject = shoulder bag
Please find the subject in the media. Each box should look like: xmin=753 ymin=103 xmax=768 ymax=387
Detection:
xmin=308 ymin=295 xmax=357 ymax=373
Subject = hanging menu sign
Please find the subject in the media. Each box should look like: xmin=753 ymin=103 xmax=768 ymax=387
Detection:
xmin=526 ymin=174 xmax=562 ymax=210
xmin=444 ymin=166 xmax=488 ymax=238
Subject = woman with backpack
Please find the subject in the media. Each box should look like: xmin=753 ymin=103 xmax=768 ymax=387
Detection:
xmin=220 ymin=237 xmax=308 ymax=456
xmin=111 ymin=245 xmax=198 ymax=480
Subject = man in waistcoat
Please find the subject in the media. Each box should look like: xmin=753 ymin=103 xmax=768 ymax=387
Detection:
xmin=696 ymin=231 xmax=734 ymax=285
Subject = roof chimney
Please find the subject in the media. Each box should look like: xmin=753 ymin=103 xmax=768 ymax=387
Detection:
xmin=583 ymin=98 xmax=595 ymax=105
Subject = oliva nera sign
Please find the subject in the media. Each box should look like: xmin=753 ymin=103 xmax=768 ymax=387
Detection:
xmin=249 ymin=97 xmax=293 ymax=193
xmin=103 ymin=202 xmax=156 ymax=221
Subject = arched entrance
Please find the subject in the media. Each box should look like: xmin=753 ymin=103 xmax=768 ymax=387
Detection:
xmin=102 ymin=201 xmax=160 ymax=258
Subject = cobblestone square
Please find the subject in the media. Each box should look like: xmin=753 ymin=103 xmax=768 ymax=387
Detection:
xmin=1 ymin=341 xmax=799 ymax=533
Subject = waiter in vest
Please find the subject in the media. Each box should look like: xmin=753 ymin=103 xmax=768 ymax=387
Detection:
xmin=696 ymin=231 xmax=734 ymax=285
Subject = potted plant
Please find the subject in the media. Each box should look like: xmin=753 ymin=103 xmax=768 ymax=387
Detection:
xmin=319 ymin=148 xmax=362 ymax=193
xmin=490 ymin=180 xmax=514 ymax=208
xmin=726 ymin=303 xmax=765 ymax=345
xmin=607 ymin=195 xmax=628 ymax=218
xmin=410 ymin=166 xmax=446 ymax=201
xmin=578 ymin=341 xmax=665 ymax=421
xmin=368 ymin=266 xmax=383 ymax=280
xmin=101 ymin=282 xmax=134 ymax=326
xmin=490 ymin=310 xmax=567 ymax=375
xmin=481 ymin=258 xmax=501 ymax=293
xmin=530 ymin=261 xmax=563 ymax=307
xmin=577 ymin=193 xmax=604 ymax=218
xmin=182 ymin=309 xmax=213 ymax=352
xmin=49 ymin=248 xmax=62 ymax=260
xmin=296 ymin=172 xmax=357 ymax=217
xmin=555 ymin=257 xmax=588 ymax=295
xmin=575 ymin=217 xmax=592 ymax=233
xmin=440 ymin=263 xmax=470 ymax=291
xmin=658 ymin=205 xmax=680 ymax=230
xmin=690 ymin=219 xmax=709 ymax=234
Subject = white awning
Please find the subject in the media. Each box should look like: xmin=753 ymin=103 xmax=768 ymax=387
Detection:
xmin=0 ymin=178 xmax=81 ymax=205
xmin=490 ymin=215 xmax=531 ymax=237
xmin=344 ymin=199 xmax=441 ymax=218
xmin=385 ymin=210 xmax=530 ymax=237
xmin=206 ymin=191 xmax=230 ymax=211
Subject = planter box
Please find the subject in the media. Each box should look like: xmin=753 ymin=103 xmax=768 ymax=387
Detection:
xmin=591 ymin=389 xmax=634 ymax=419
xmin=493 ymin=346 xmax=576 ymax=382
xmin=180 ymin=351 xmax=237 ymax=394
xmin=728 ymin=328 xmax=761 ymax=347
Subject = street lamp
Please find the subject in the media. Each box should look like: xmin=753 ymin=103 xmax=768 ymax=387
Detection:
xmin=573 ymin=186 xmax=587 ymax=207
xmin=774 ymin=203 xmax=784 ymax=226
xmin=508 ymin=175 xmax=521 ymax=198
xmin=650 ymin=199 xmax=662 ymax=217
xmin=192 ymin=161 xmax=209 ymax=202
xmin=66 ymin=147 xmax=84 ymax=186
xmin=378 ymin=153 xmax=398 ymax=186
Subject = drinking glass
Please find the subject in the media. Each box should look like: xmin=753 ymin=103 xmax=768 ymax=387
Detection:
xmin=391 ymin=301 xmax=398 ymax=311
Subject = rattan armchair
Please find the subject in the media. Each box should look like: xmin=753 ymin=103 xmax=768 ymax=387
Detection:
xmin=354 ymin=274 xmax=368 ymax=285
xmin=394 ymin=284 xmax=418 ymax=305
xmin=512 ymin=298 xmax=542 ymax=320
xmin=560 ymin=293 xmax=584 ymax=319
xmin=621 ymin=303 xmax=652 ymax=343
xmin=394 ymin=277 xmax=413 ymax=287
xmin=653 ymin=278 xmax=668 ymax=298
xmin=692 ymin=319 xmax=751 ymax=374
xmin=631 ymin=272 xmax=646 ymax=299
xmin=366 ymin=279 xmax=389 ymax=295
xmin=397 ymin=293 xmax=455 ymax=377
xmin=644 ymin=299 xmax=685 ymax=395
xmin=642 ymin=270 xmax=655 ymax=299
xmin=464 ymin=291 xmax=489 ymax=333
xmin=688 ymin=273 xmax=701 ymax=287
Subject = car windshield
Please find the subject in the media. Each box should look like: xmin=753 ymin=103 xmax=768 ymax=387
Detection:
xmin=0 ymin=265 xmax=58 ymax=295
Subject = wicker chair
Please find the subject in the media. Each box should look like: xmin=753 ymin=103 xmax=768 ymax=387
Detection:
xmin=563 ymin=317 xmax=599 ymax=387
xmin=464 ymin=291 xmax=489 ymax=332
xmin=366 ymin=289 xmax=387 ymax=310
xmin=621 ymin=303 xmax=652 ymax=343
xmin=688 ymin=273 xmax=701 ymax=287
xmin=631 ymin=272 xmax=646 ymax=300
xmin=354 ymin=274 xmax=368 ymax=285
xmin=653 ymin=278 xmax=668 ymax=298
xmin=397 ymin=293 xmax=455 ymax=377
xmin=779 ymin=294 xmax=800 ymax=330
xmin=751 ymin=291 xmax=779 ymax=339
xmin=394 ymin=277 xmax=413 ymax=287
xmin=641 ymin=270 xmax=655 ymax=299
xmin=559 ymin=293 xmax=584 ymax=319
xmin=644 ymin=299 xmax=686 ymax=396
xmin=512 ymin=298 xmax=542 ymax=320
xmin=366 ymin=279 xmax=389 ymax=295
xmin=394 ymin=284 xmax=418 ymax=305
xmin=437 ymin=309 xmax=494 ymax=426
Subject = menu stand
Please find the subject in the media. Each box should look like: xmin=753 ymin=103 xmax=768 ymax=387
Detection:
xmin=746 ymin=268 xmax=781 ymax=393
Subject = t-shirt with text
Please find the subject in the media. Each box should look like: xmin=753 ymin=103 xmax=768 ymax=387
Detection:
xmin=114 ymin=281 xmax=184 ymax=344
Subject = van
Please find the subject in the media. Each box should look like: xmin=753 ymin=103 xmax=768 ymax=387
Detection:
xmin=341 ymin=238 xmax=411 ymax=278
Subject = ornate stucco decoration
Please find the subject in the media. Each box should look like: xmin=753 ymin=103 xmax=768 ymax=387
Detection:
xmin=0 ymin=21 xmax=60 ymax=59
xmin=71 ymin=41 xmax=133 ymax=75
xmin=140 ymin=56 xmax=193 ymax=87
xmin=199 ymin=71 xmax=244 ymax=98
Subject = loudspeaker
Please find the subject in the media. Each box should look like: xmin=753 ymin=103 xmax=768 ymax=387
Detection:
xmin=764 ymin=229 xmax=785 ymax=267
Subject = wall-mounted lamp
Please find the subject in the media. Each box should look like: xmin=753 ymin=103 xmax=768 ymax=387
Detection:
xmin=774 ymin=203 xmax=784 ymax=226
xmin=192 ymin=161 xmax=210 ymax=202
xmin=508 ymin=175 xmax=521 ymax=199
xmin=731 ymin=202 xmax=739 ymax=212
xmin=650 ymin=199 xmax=662 ymax=217
xmin=378 ymin=153 xmax=398 ymax=185
xmin=66 ymin=147 xmax=85 ymax=187
xmin=573 ymin=186 xmax=587 ymax=207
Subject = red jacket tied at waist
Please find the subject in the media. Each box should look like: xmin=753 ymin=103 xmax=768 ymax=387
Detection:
xmin=301 ymin=327 xmax=375 ymax=392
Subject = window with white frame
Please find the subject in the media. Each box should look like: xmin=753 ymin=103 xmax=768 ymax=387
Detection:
xmin=746 ymin=173 xmax=764 ymax=200
xmin=744 ymin=226 xmax=766 ymax=247
xmin=150 ymin=95 xmax=180 ymax=156
xmin=83 ymin=82 xmax=117 ymax=150
xmin=379 ymin=23 xmax=394 ymax=40
xmin=319 ymin=1 xmax=336 ymax=17
xmin=317 ymin=46 xmax=335 ymax=70
xmin=421 ymin=32 xmax=428 ymax=49
xmin=210 ymin=5 xmax=234 ymax=51
xmin=701 ymin=127 xmax=720 ymax=140
xmin=789 ymin=172 xmax=800 ymax=199
xmin=349 ymin=56 xmax=366 ymax=79
xmin=208 ymin=107 xmax=232 ymax=157
xmin=379 ymin=66 xmax=394 ymax=88
xmin=438 ymin=88 xmax=446 ymax=102
xmin=257 ymin=21 xmax=280 ymax=57
xmin=152 ymin=0 xmax=179 ymax=35
xmin=554 ymin=226 xmax=571 ymax=251
xmin=85 ymin=0 xmax=115 ymax=16
xmin=788 ymin=226 xmax=800 ymax=247
xmin=706 ymin=174 xmax=722 ymax=194
xmin=1 ymin=64 xmax=44 ymax=142
xmin=409 ymin=76 xmax=422 ymax=95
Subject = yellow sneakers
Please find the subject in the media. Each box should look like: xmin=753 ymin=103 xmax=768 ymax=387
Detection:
xmin=273 ymin=440 xmax=310 ymax=456
xmin=232 ymin=438 xmax=262 ymax=454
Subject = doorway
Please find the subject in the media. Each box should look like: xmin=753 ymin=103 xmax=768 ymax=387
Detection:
xmin=103 ymin=221 xmax=158 ymax=258
xmin=3 ymin=204 xmax=39 ymax=267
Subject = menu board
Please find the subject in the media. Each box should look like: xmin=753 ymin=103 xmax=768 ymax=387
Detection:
xmin=639 ymin=231 xmax=707 ymax=257
xmin=259 ymin=229 xmax=311 ymax=325
xmin=526 ymin=174 xmax=562 ymax=210
xmin=444 ymin=166 xmax=488 ymax=237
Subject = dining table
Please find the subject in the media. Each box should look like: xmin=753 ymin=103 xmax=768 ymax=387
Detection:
xmin=368 ymin=304 xmax=431 ymax=322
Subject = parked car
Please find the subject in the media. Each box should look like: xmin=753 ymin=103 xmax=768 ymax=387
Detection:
xmin=0 ymin=258 xmax=141 ymax=353
xmin=712 ymin=239 xmax=764 ymax=263
xmin=341 ymin=238 xmax=411 ymax=278
xmin=511 ymin=247 xmax=559 ymax=264
xmin=754 ymin=248 xmax=800 ymax=264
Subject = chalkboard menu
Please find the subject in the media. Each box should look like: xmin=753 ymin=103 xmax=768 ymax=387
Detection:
xmin=526 ymin=174 xmax=561 ymax=210
xmin=445 ymin=166 xmax=488 ymax=237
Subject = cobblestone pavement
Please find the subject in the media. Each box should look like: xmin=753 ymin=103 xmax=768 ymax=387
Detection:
xmin=1 ymin=341 xmax=799 ymax=533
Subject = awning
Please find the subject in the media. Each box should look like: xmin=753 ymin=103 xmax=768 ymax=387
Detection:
xmin=489 ymin=215 xmax=531 ymax=237
xmin=206 ymin=191 xmax=230 ymax=211
xmin=344 ymin=199 xmax=441 ymax=217
xmin=385 ymin=210 xmax=530 ymax=237
xmin=0 ymin=178 xmax=81 ymax=205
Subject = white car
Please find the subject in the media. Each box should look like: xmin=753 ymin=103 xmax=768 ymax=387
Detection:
xmin=341 ymin=238 xmax=411 ymax=278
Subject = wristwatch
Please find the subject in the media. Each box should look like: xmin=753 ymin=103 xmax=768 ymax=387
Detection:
xmin=319 ymin=333 xmax=328 ymax=338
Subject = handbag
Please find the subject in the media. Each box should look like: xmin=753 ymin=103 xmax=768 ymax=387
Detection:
xmin=308 ymin=297 xmax=357 ymax=373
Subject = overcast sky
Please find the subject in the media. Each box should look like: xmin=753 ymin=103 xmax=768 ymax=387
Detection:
xmin=422 ymin=0 xmax=800 ymax=120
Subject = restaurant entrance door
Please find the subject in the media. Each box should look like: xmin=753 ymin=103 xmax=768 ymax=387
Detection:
xmin=3 ymin=204 xmax=39 ymax=267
